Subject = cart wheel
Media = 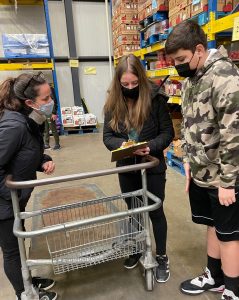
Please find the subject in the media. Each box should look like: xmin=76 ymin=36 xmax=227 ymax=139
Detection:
xmin=145 ymin=269 xmax=154 ymax=291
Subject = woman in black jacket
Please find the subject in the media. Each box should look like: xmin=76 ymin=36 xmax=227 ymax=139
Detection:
xmin=103 ymin=54 xmax=174 ymax=283
xmin=0 ymin=72 xmax=57 ymax=300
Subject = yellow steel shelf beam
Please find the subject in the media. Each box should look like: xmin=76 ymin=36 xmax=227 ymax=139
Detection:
xmin=211 ymin=11 xmax=239 ymax=33
xmin=147 ymin=68 xmax=177 ymax=77
xmin=0 ymin=61 xmax=53 ymax=71
xmin=146 ymin=68 xmax=184 ymax=80
xmin=168 ymin=96 xmax=182 ymax=105
xmin=0 ymin=0 xmax=42 ymax=4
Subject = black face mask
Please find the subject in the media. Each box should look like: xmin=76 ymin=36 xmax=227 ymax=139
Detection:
xmin=121 ymin=85 xmax=139 ymax=100
xmin=175 ymin=52 xmax=200 ymax=78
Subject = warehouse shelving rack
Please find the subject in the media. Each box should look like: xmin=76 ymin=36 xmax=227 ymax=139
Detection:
xmin=0 ymin=0 xmax=62 ymax=127
xmin=112 ymin=0 xmax=239 ymax=104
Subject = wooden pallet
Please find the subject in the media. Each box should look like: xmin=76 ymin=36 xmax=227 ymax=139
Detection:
xmin=63 ymin=125 xmax=99 ymax=136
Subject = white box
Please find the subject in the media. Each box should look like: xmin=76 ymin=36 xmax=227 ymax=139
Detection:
xmin=72 ymin=106 xmax=84 ymax=115
xmin=61 ymin=107 xmax=72 ymax=115
xmin=62 ymin=115 xmax=74 ymax=127
xmin=73 ymin=115 xmax=85 ymax=126
xmin=83 ymin=113 xmax=97 ymax=126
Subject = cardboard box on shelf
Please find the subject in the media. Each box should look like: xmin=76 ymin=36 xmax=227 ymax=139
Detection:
xmin=171 ymin=112 xmax=183 ymax=140
xmin=191 ymin=0 xmax=225 ymax=16
xmin=176 ymin=0 xmax=190 ymax=9
xmin=169 ymin=0 xmax=176 ymax=10
xmin=173 ymin=139 xmax=183 ymax=158
xmin=116 ymin=23 xmax=138 ymax=35
xmin=234 ymin=0 xmax=239 ymax=9
xmin=112 ymin=0 xmax=138 ymax=13
xmin=169 ymin=13 xmax=178 ymax=27
xmin=152 ymin=0 xmax=169 ymax=13
xmin=169 ymin=5 xmax=180 ymax=17
xmin=114 ymin=4 xmax=138 ymax=18
xmin=117 ymin=34 xmax=140 ymax=45
xmin=145 ymin=2 xmax=153 ymax=17
xmin=224 ymin=0 xmax=233 ymax=11
xmin=179 ymin=5 xmax=191 ymax=22
xmin=191 ymin=0 xmax=208 ymax=16
xmin=114 ymin=44 xmax=140 ymax=58
xmin=139 ymin=7 xmax=146 ymax=20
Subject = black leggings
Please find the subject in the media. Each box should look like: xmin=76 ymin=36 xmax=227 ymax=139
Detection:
xmin=118 ymin=172 xmax=167 ymax=255
xmin=0 ymin=218 xmax=24 ymax=297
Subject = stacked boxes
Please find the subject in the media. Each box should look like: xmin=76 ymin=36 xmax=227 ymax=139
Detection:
xmin=112 ymin=0 xmax=140 ymax=59
xmin=169 ymin=0 xmax=191 ymax=27
xmin=61 ymin=107 xmax=74 ymax=127
xmin=191 ymin=0 xmax=225 ymax=16
xmin=61 ymin=106 xmax=97 ymax=128
xmin=224 ymin=0 xmax=239 ymax=10
xmin=138 ymin=0 xmax=169 ymax=21
xmin=144 ymin=19 xmax=169 ymax=40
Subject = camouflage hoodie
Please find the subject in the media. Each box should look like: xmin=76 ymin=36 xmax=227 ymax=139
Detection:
xmin=181 ymin=47 xmax=239 ymax=188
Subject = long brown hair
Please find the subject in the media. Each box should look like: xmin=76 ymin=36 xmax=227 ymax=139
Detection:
xmin=0 ymin=72 xmax=46 ymax=116
xmin=104 ymin=54 xmax=151 ymax=133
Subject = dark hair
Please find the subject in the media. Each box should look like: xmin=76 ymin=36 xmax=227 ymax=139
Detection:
xmin=0 ymin=72 xmax=46 ymax=116
xmin=165 ymin=20 xmax=208 ymax=55
xmin=104 ymin=54 xmax=151 ymax=133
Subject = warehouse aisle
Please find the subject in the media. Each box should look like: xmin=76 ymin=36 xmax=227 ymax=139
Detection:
xmin=0 ymin=132 xmax=218 ymax=300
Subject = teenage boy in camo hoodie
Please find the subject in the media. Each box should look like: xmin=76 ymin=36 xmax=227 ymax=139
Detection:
xmin=165 ymin=20 xmax=239 ymax=300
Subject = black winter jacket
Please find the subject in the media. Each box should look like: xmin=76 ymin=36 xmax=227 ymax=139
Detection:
xmin=103 ymin=84 xmax=174 ymax=173
xmin=0 ymin=110 xmax=52 ymax=220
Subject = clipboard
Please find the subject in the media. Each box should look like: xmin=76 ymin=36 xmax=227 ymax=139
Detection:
xmin=111 ymin=142 xmax=148 ymax=162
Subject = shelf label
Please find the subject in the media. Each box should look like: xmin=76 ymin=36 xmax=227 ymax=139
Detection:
xmin=69 ymin=60 xmax=79 ymax=68
xmin=84 ymin=67 xmax=97 ymax=75
xmin=146 ymin=46 xmax=152 ymax=53
xmin=22 ymin=64 xmax=33 ymax=70
xmin=232 ymin=17 xmax=239 ymax=41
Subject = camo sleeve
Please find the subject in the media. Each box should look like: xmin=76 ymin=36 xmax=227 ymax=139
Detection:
xmin=212 ymin=63 xmax=239 ymax=188
xmin=180 ymin=80 xmax=190 ymax=164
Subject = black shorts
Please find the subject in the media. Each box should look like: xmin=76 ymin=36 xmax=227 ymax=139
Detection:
xmin=189 ymin=180 xmax=239 ymax=242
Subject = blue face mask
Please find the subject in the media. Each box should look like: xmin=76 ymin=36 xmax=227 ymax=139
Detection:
xmin=36 ymin=100 xmax=54 ymax=116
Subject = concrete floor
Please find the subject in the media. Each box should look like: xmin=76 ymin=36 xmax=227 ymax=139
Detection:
xmin=0 ymin=131 xmax=219 ymax=300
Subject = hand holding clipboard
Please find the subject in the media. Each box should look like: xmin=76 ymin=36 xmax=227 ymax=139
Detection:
xmin=111 ymin=140 xmax=149 ymax=162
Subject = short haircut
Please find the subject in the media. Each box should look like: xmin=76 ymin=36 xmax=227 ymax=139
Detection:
xmin=165 ymin=20 xmax=208 ymax=54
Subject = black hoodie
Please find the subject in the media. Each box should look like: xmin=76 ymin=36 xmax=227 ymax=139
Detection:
xmin=0 ymin=110 xmax=52 ymax=220
xmin=103 ymin=83 xmax=174 ymax=173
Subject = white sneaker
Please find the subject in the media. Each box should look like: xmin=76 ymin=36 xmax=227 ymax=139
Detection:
xmin=180 ymin=267 xmax=224 ymax=295
xmin=222 ymin=289 xmax=239 ymax=299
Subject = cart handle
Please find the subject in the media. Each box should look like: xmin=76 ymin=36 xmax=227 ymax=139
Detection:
xmin=6 ymin=155 xmax=159 ymax=189
xmin=13 ymin=190 xmax=161 ymax=238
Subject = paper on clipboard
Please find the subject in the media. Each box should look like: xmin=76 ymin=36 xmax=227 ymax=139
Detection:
xmin=111 ymin=142 xmax=148 ymax=162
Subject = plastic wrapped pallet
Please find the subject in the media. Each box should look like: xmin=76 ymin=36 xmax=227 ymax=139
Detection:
xmin=2 ymin=34 xmax=50 ymax=58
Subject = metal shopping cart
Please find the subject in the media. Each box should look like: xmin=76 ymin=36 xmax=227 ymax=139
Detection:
xmin=6 ymin=156 xmax=161 ymax=300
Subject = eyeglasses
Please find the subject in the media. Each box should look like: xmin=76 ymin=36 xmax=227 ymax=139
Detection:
xmin=23 ymin=71 xmax=46 ymax=97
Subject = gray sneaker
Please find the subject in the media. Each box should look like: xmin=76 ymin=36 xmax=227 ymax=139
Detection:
xmin=53 ymin=144 xmax=61 ymax=150
xmin=155 ymin=255 xmax=170 ymax=283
